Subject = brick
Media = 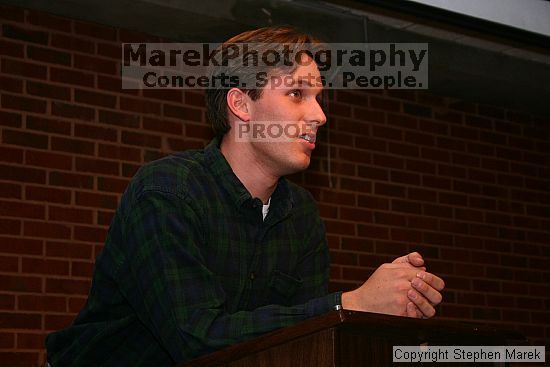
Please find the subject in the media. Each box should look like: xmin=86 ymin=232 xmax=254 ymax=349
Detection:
xmin=26 ymin=186 xmax=71 ymax=204
xmin=121 ymin=131 xmax=161 ymax=148
xmin=0 ymin=110 xmax=22 ymax=128
xmin=419 ymin=119 xmax=448 ymax=135
xmin=339 ymin=177 xmax=371 ymax=192
xmin=143 ymin=117 xmax=183 ymax=135
xmin=407 ymin=187 xmax=436 ymax=202
xmin=98 ymin=143 xmax=141 ymax=162
xmin=2 ymin=24 xmax=48 ymax=45
xmin=339 ymin=207 xmax=372 ymax=222
xmin=51 ymin=33 xmax=95 ymax=54
xmin=422 ymin=175 xmax=451 ymax=190
xmin=74 ymin=21 xmax=117 ymax=41
xmin=27 ymin=81 xmax=71 ymax=101
xmin=0 ymin=4 xmax=24 ymax=21
xmin=434 ymin=110 xmax=462 ymax=124
xmin=405 ymin=159 xmax=435 ymax=174
xmin=49 ymin=171 xmax=94 ymax=189
xmin=74 ymin=225 xmax=107 ymax=243
xmin=45 ymin=314 xmax=75 ymax=330
xmin=353 ymin=107 xmax=385 ymax=123
xmin=74 ymin=54 xmax=117 ymax=74
xmin=97 ymin=210 xmax=115 ymax=226
xmin=143 ymin=89 xmax=183 ymax=103
xmin=374 ymin=212 xmax=406 ymax=226
xmin=98 ymin=75 xmax=138 ymax=95
xmin=0 ymin=255 xmax=18 ymax=272
xmin=46 ymin=277 xmax=90 ymax=295
xmin=372 ymin=125 xmax=402 ymax=141
xmin=164 ymin=104 xmax=203 ymax=122
xmin=27 ymin=11 xmax=71 ymax=31
xmin=374 ymin=182 xmax=405 ymax=198
xmin=122 ymin=163 xmax=141 ymax=177
xmin=390 ymin=170 xmax=420 ymax=185
xmin=24 ymin=220 xmax=71 ymax=239
xmin=75 ymin=191 xmax=118 ymax=209
xmin=392 ymin=199 xmax=421 ymax=214
xmin=186 ymin=124 xmax=214 ymax=139
xmin=51 ymin=137 xmax=95 ymax=156
xmin=120 ymin=97 xmax=161 ymax=115
xmin=0 ymin=236 xmax=42 ymax=255
xmin=97 ymin=42 xmax=121 ymax=59
xmin=50 ymin=67 xmax=94 ymax=87
xmin=26 ymin=116 xmax=70 ymax=136
xmin=370 ymin=96 xmax=400 ymax=111
xmin=49 ymin=206 xmax=94 ymax=224
xmin=185 ymin=91 xmax=205 ymax=107
xmin=68 ymin=297 xmax=87 ymax=313
xmin=0 ymin=352 xmax=39 ymax=366
xmin=357 ymin=195 xmax=389 ymax=210
xmin=98 ymin=109 xmax=140 ymax=128
xmin=75 ymin=89 xmax=117 ymax=108
xmin=386 ymin=114 xmax=417 ymax=130
xmin=0 ymin=182 xmax=21 ymax=199
xmin=0 ymin=275 xmax=42 ymax=293
xmin=0 ymin=200 xmax=45 ymax=219
xmin=0 ymin=146 xmax=23 ymax=163
xmin=25 ymin=150 xmax=72 ymax=170
xmin=75 ymin=157 xmax=119 ymax=175
xmin=0 ymin=331 xmax=14 ymax=347
xmin=403 ymin=103 xmax=431 ymax=117
xmin=2 ymin=58 xmax=46 ymax=80
xmin=0 ymin=75 xmax=23 ymax=93
xmin=21 ymin=258 xmax=69 ymax=276
xmin=2 ymin=130 xmax=48 ymax=149
xmin=74 ymin=124 xmax=118 ymax=142
xmin=372 ymin=154 xmax=403 ymax=169
xmin=0 ymin=164 xmax=45 ymax=184
xmin=357 ymin=224 xmax=389 ymax=239
xmin=52 ymin=101 xmax=95 ymax=121
xmin=0 ymin=312 xmax=41 ymax=329
xmin=46 ymin=241 xmax=92 ymax=260
xmin=72 ymin=261 xmax=94 ymax=277
xmin=1 ymin=94 xmax=47 ymax=113
xmin=16 ymin=332 xmax=49 ymax=349
xmin=27 ymin=45 xmax=71 ymax=66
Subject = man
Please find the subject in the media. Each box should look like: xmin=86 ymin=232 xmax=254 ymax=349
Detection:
xmin=46 ymin=26 xmax=444 ymax=366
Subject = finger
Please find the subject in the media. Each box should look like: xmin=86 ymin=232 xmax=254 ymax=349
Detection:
xmin=392 ymin=252 xmax=424 ymax=267
xmin=406 ymin=302 xmax=422 ymax=318
xmin=407 ymin=289 xmax=436 ymax=318
xmin=411 ymin=277 xmax=443 ymax=306
xmin=416 ymin=271 xmax=445 ymax=291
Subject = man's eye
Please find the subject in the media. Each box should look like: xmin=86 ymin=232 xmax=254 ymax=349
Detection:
xmin=289 ymin=90 xmax=302 ymax=98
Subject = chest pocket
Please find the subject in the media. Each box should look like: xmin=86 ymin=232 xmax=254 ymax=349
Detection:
xmin=268 ymin=270 xmax=303 ymax=300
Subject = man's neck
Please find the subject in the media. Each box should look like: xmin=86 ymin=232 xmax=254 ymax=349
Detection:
xmin=219 ymin=136 xmax=277 ymax=204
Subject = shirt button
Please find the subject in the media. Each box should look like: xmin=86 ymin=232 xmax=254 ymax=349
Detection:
xmin=249 ymin=272 xmax=255 ymax=280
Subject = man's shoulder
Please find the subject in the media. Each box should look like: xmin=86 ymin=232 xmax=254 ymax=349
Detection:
xmin=285 ymin=180 xmax=318 ymax=212
xmin=130 ymin=149 xmax=208 ymax=197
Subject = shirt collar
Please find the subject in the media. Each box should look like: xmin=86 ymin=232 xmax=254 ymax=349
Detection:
xmin=204 ymin=136 xmax=294 ymax=215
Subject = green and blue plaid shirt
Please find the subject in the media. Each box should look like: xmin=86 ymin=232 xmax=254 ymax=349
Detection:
xmin=46 ymin=137 xmax=341 ymax=366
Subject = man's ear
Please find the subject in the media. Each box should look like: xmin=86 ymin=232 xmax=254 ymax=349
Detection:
xmin=226 ymin=88 xmax=251 ymax=122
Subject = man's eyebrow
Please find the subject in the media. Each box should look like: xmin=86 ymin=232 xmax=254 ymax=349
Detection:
xmin=290 ymin=78 xmax=314 ymax=88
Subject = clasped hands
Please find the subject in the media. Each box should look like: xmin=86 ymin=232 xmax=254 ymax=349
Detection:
xmin=342 ymin=252 xmax=445 ymax=318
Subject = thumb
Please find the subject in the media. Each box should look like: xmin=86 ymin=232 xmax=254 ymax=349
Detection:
xmin=392 ymin=252 xmax=425 ymax=267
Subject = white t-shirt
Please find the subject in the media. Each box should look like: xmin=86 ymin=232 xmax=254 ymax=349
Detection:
xmin=262 ymin=197 xmax=271 ymax=221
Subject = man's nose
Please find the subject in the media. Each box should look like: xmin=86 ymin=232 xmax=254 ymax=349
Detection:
xmin=306 ymin=100 xmax=327 ymax=127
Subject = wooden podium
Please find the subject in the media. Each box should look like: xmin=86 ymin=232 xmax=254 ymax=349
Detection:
xmin=179 ymin=310 xmax=526 ymax=366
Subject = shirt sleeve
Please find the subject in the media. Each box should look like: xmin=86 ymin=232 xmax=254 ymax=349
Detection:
xmin=117 ymin=188 xmax=340 ymax=364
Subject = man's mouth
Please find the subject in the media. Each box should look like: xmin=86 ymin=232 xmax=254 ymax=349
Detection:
xmin=299 ymin=132 xmax=316 ymax=144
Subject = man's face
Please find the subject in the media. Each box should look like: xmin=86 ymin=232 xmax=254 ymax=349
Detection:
xmin=245 ymin=55 xmax=327 ymax=177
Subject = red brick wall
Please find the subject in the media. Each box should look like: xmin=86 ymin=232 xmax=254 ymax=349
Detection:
xmin=1 ymin=4 xmax=549 ymax=366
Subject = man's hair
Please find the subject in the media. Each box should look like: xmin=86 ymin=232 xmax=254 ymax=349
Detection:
xmin=205 ymin=26 xmax=323 ymax=137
